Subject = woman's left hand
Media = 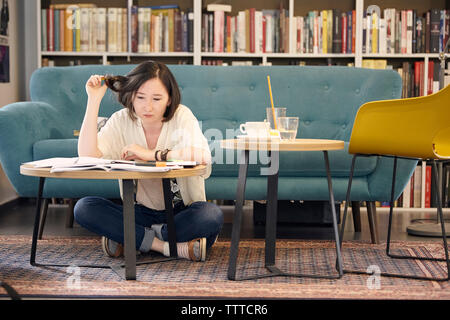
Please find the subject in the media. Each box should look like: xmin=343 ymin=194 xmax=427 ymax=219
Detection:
xmin=121 ymin=144 xmax=153 ymax=161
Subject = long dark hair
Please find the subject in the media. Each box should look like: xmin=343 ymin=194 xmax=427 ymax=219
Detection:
xmin=104 ymin=61 xmax=181 ymax=122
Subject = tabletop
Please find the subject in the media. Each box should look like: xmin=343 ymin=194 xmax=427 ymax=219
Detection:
xmin=20 ymin=164 xmax=208 ymax=180
xmin=220 ymin=138 xmax=345 ymax=151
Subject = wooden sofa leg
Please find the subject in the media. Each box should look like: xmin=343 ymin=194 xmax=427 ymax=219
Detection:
xmin=366 ymin=201 xmax=380 ymax=244
xmin=351 ymin=201 xmax=362 ymax=232
xmin=38 ymin=198 xmax=49 ymax=240
xmin=65 ymin=199 xmax=75 ymax=228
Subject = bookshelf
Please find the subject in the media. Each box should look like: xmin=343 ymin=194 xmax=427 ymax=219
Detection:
xmin=35 ymin=0 xmax=450 ymax=211
xmin=37 ymin=0 xmax=449 ymax=66
xmin=37 ymin=0 xmax=366 ymax=67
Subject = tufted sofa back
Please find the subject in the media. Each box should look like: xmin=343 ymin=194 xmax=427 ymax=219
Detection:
xmin=30 ymin=64 xmax=401 ymax=141
xmin=30 ymin=65 xmax=402 ymax=179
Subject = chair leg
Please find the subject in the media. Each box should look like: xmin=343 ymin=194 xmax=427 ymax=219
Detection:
xmin=366 ymin=201 xmax=380 ymax=244
xmin=351 ymin=201 xmax=362 ymax=232
xmin=38 ymin=198 xmax=49 ymax=240
xmin=65 ymin=198 xmax=75 ymax=228
xmin=344 ymin=157 xmax=450 ymax=281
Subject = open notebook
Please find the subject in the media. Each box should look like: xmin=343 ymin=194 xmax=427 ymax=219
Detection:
xmin=24 ymin=157 xmax=196 ymax=173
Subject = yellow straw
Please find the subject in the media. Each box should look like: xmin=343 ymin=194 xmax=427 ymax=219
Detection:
xmin=267 ymin=75 xmax=277 ymax=129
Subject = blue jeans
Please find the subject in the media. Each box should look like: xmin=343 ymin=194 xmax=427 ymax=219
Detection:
xmin=74 ymin=197 xmax=224 ymax=251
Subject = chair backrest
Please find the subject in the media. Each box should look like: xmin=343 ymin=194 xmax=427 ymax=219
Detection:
xmin=349 ymin=84 xmax=450 ymax=159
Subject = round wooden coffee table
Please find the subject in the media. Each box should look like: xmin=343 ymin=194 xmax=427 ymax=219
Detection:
xmin=21 ymin=164 xmax=207 ymax=280
xmin=220 ymin=138 xmax=345 ymax=280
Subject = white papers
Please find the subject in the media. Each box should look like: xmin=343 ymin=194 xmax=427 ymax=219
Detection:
xmin=24 ymin=156 xmax=113 ymax=168
xmin=49 ymin=163 xmax=173 ymax=173
xmin=24 ymin=157 xmax=187 ymax=173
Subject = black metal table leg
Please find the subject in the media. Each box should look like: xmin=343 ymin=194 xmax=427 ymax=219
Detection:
xmin=30 ymin=178 xmax=111 ymax=271
xmin=162 ymin=178 xmax=178 ymax=258
xmin=323 ymin=151 xmax=343 ymax=277
xmin=111 ymin=178 xmax=179 ymax=280
xmin=229 ymin=149 xmax=344 ymax=281
xmin=30 ymin=177 xmax=181 ymax=281
xmin=227 ymin=149 xmax=249 ymax=280
xmin=30 ymin=177 xmax=45 ymax=266
xmin=265 ymin=151 xmax=279 ymax=268
xmin=122 ymin=179 xmax=136 ymax=280
xmin=0 ymin=281 xmax=21 ymax=300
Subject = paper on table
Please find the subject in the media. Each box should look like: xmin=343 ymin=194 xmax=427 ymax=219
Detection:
xmin=26 ymin=157 xmax=185 ymax=173
xmin=49 ymin=163 xmax=176 ymax=173
xmin=24 ymin=156 xmax=116 ymax=168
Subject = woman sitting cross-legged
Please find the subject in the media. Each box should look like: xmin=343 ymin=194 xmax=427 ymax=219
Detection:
xmin=74 ymin=60 xmax=223 ymax=261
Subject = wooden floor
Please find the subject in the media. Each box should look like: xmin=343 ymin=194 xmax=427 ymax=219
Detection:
xmin=0 ymin=198 xmax=447 ymax=242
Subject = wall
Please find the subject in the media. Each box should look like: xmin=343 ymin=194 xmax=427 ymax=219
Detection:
xmin=0 ymin=0 xmax=19 ymax=204
xmin=0 ymin=0 xmax=19 ymax=105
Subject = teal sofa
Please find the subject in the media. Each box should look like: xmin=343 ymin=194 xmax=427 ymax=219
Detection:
xmin=0 ymin=65 xmax=416 ymax=229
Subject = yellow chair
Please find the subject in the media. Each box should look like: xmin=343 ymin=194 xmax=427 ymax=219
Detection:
xmin=340 ymin=84 xmax=450 ymax=281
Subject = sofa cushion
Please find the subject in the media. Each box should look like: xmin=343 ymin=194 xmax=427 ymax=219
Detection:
xmin=33 ymin=138 xmax=79 ymax=159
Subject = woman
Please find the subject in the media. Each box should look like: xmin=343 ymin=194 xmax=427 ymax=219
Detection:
xmin=74 ymin=61 xmax=223 ymax=262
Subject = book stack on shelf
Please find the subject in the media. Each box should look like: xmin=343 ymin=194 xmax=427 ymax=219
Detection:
xmin=202 ymin=4 xmax=357 ymax=55
xmin=363 ymin=8 xmax=449 ymax=54
xmin=41 ymin=3 xmax=127 ymax=53
xmin=130 ymin=5 xmax=193 ymax=53
xmin=293 ymin=9 xmax=356 ymax=54
xmin=202 ymin=3 xmax=291 ymax=54
xmin=201 ymin=59 xmax=253 ymax=66
xmin=358 ymin=59 xmax=439 ymax=98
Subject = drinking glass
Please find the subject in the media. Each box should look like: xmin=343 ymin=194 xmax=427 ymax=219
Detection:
xmin=266 ymin=107 xmax=286 ymax=129
xmin=276 ymin=117 xmax=299 ymax=140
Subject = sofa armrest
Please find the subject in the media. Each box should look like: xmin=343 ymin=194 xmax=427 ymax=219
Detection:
xmin=366 ymin=156 xmax=418 ymax=202
xmin=0 ymin=101 xmax=68 ymax=196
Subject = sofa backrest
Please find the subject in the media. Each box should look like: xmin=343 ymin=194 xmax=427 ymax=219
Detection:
xmin=30 ymin=65 xmax=401 ymax=178
xmin=30 ymin=64 xmax=402 ymax=142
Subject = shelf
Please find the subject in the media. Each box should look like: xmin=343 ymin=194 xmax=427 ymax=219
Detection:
xmin=362 ymin=54 xmax=441 ymax=59
xmin=267 ymin=53 xmax=356 ymax=59
xmin=36 ymin=0 xmax=450 ymax=67
xmin=41 ymin=51 xmax=194 ymax=57
xmin=127 ymin=52 xmax=194 ymax=57
xmin=201 ymin=52 xmax=356 ymax=58
xmin=41 ymin=51 xmax=106 ymax=56
xmin=348 ymin=207 xmax=450 ymax=213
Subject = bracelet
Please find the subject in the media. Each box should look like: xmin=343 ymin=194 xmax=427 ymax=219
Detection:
xmin=160 ymin=149 xmax=170 ymax=161
xmin=154 ymin=150 xmax=161 ymax=161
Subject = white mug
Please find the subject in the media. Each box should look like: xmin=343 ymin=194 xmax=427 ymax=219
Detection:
xmin=239 ymin=121 xmax=270 ymax=137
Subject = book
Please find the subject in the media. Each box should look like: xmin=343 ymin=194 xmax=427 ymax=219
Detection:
xmin=41 ymin=9 xmax=47 ymax=51
xmin=414 ymin=165 xmax=422 ymax=208
xmin=430 ymin=9 xmax=441 ymax=53
xmin=96 ymin=8 xmax=107 ymax=52
xmin=206 ymin=4 xmax=231 ymax=13
xmin=425 ymin=165 xmax=431 ymax=208
xmin=23 ymin=157 xmax=196 ymax=173
xmin=402 ymin=174 xmax=412 ymax=208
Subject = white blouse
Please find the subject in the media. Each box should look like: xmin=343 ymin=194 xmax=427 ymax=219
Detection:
xmin=97 ymin=104 xmax=211 ymax=210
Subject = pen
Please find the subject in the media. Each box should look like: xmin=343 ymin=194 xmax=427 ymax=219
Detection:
xmin=134 ymin=161 xmax=167 ymax=167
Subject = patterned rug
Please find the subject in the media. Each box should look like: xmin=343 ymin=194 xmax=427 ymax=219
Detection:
xmin=0 ymin=235 xmax=448 ymax=299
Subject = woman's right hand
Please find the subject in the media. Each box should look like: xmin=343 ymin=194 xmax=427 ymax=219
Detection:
xmin=85 ymin=75 xmax=107 ymax=101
